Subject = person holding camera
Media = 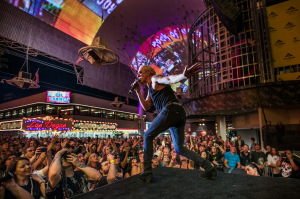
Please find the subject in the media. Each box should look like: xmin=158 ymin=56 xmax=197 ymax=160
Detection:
xmin=209 ymin=145 xmax=224 ymax=171
xmin=276 ymin=150 xmax=300 ymax=178
xmin=124 ymin=157 xmax=141 ymax=178
xmin=97 ymin=154 xmax=121 ymax=187
xmin=48 ymin=147 xmax=101 ymax=198
xmin=3 ymin=157 xmax=45 ymax=199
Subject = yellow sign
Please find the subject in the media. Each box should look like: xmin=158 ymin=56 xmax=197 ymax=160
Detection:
xmin=277 ymin=72 xmax=300 ymax=81
xmin=267 ymin=0 xmax=300 ymax=68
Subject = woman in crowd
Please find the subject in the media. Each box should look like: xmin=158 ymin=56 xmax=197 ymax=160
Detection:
xmin=124 ymin=158 xmax=140 ymax=178
xmin=245 ymin=164 xmax=261 ymax=176
xmin=161 ymin=154 xmax=172 ymax=167
xmin=0 ymin=154 xmax=16 ymax=171
xmin=267 ymin=147 xmax=281 ymax=177
xmin=87 ymin=153 xmax=101 ymax=170
xmin=170 ymin=152 xmax=179 ymax=167
xmin=6 ymin=157 xmax=46 ymax=199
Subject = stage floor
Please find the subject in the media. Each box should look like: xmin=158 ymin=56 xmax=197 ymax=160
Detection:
xmin=71 ymin=167 xmax=300 ymax=199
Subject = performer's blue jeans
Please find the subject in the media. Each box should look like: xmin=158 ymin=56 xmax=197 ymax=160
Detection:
xmin=143 ymin=103 xmax=207 ymax=171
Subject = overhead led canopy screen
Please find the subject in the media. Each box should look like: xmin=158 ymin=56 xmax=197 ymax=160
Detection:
xmin=6 ymin=0 xmax=124 ymax=44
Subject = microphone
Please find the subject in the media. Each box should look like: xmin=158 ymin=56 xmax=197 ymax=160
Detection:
xmin=128 ymin=79 xmax=141 ymax=94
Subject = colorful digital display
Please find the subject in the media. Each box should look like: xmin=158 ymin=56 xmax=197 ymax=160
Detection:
xmin=131 ymin=25 xmax=203 ymax=92
xmin=6 ymin=0 xmax=125 ymax=44
xmin=46 ymin=90 xmax=71 ymax=104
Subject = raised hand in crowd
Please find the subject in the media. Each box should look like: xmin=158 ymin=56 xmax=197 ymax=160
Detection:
xmin=47 ymin=134 xmax=58 ymax=151
xmin=106 ymin=154 xmax=117 ymax=183
xmin=61 ymin=138 xmax=69 ymax=149
xmin=0 ymin=178 xmax=34 ymax=199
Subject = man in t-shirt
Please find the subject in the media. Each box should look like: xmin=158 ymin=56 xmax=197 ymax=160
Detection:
xmin=224 ymin=145 xmax=240 ymax=169
xmin=276 ymin=150 xmax=300 ymax=178
xmin=48 ymin=148 xmax=101 ymax=198
xmin=239 ymin=144 xmax=252 ymax=169
xmin=251 ymin=144 xmax=267 ymax=175
xmin=98 ymin=154 xmax=121 ymax=187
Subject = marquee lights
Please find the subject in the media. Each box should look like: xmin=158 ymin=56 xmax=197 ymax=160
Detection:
xmin=73 ymin=120 xmax=117 ymax=131
xmin=19 ymin=116 xmax=118 ymax=133
xmin=22 ymin=116 xmax=73 ymax=132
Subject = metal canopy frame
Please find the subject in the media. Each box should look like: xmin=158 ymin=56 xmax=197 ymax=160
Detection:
xmin=0 ymin=36 xmax=85 ymax=85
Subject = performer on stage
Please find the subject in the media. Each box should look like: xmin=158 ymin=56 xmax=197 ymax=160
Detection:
xmin=133 ymin=64 xmax=217 ymax=183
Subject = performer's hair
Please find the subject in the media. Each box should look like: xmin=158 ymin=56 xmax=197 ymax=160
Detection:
xmin=141 ymin=65 xmax=156 ymax=76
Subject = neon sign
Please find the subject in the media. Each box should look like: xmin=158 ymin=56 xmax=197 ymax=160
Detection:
xmin=22 ymin=118 xmax=72 ymax=131
xmin=74 ymin=122 xmax=117 ymax=131
xmin=83 ymin=0 xmax=124 ymax=19
xmin=0 ymin=121 xmax=22 ymax=131
xmin=47 ymin=90 xmax=71 ymax=104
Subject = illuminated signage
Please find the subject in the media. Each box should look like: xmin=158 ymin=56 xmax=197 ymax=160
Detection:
xmin=74 ymin=121 xmax=117 ymax=131
xmin=47 ymin=91 xmax=70 ymax=104
xmin=0 ymin=121 xmax=22 ymax=131
xmin=83 ymin=0 xmax=124 ymax=19
xmin=22 ymin=117 xmax=73 ymax=131
xmin=5 ymin=0 xmax=125 ymax=44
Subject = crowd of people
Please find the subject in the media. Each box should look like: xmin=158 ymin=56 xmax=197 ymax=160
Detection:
xmin=0 ymin=133 xmax=299 ymax=198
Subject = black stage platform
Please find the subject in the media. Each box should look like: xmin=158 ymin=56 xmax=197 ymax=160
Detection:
xmin=71 ymin=167 xmax=300 ymax=199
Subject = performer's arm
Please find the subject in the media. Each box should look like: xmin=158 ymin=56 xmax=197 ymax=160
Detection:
xmin=152 ymin=62 xmax=201 ymax=85
xmin=135 ymin=89 xmax=153 ymax=111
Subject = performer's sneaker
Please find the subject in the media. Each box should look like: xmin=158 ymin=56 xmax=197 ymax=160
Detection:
xmin=137 ymin=171 xmax=153 ymax=183
xmin=200 ymin=167 xmax=217 ymax=180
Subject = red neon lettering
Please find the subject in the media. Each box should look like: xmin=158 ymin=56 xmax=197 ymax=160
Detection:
xmin=27 ymin=122 xmax=42 ymax=129
xmin=45 ymin=122 xmax=67 ymax=130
